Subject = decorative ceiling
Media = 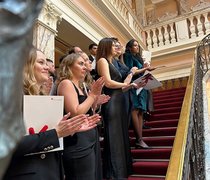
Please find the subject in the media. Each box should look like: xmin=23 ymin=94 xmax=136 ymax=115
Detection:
xmin=151 ymin=0 xmax=165 ymax=4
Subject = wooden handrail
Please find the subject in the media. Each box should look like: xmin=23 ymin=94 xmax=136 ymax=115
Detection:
xmin=165 ymin=64 xmax=195 ymax=179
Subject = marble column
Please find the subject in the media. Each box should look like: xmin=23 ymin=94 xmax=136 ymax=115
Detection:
xmin=33 ymin=0 xmax=62 ymax=62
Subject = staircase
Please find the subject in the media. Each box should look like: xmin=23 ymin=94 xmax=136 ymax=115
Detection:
xmin=128 ymin=87 xmax=186 ymax=180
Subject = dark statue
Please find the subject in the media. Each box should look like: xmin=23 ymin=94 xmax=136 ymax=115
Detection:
xmin=0 ymin=0 xmax=43 ymax=178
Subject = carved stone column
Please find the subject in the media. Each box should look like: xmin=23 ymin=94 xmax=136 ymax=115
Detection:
xmin=135 ymin=0 xmax=146 ymax=26
xmin=33 ymin=0 xmax=62 ymax=62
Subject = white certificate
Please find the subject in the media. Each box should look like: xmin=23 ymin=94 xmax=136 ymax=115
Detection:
xmin=23 ymin=95 xmax=64 ymax=152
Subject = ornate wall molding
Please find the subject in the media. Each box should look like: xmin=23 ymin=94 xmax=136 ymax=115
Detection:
xmin=33 ymin=0 xmax=62 ymax=61
xmin=191 ymin=0 xmax=210 ymax=11
xmin=179 ymin=0 xmax=190 ymax=14
xmin=38 ymin=0 xmax=62 ymax=33
xmin=135 ymin=0 xmax=146 ymax=26
xmin=145 ymin=4 xmax=157 ymax=25
xmin=158 ymin=11 xmax=178 ymax=22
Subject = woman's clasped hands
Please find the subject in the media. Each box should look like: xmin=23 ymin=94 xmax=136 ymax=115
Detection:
xmin=89 ymin=77 xmax=105 ymax=99
xmin=55 ymin=112 xmax=101 ymax=138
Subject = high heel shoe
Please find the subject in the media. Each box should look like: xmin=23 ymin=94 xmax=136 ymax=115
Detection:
xmin=135 ymin=139 xmax=150 ymax=149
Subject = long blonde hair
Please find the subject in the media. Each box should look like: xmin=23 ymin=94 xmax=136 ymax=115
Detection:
xmin=23 ymin=47 xmax=42 ymax=95
xmin=56 ymin=53 xmax=81 ymax=85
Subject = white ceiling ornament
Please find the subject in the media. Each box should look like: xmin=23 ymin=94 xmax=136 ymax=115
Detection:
xmin=151 ymin=0 xmax=165 ymax=4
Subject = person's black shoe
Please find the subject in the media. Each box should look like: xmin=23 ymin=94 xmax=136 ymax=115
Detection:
xmin=143 ymin=124 xmax=151 ymax=129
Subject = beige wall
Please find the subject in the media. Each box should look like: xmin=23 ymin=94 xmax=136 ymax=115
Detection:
xmin=151 ymin=49 xmax=194 ymax=80
xmin=38 ymin=0 xmax=208 ymax=81
xmin=71 ymin=0 xmax=138 ymax=45
xmin=155 ymin=0 xmax=177 ymax=18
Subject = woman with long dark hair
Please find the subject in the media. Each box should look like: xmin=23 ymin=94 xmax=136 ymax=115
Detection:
xmin=96 ymin=37 xmax=135 ymax=179
xmin=123 ymin=39 xmax=155 ymax=149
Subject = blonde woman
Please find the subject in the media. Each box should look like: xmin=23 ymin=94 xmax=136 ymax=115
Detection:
xmin=3 ymin=48 xmax=100 ymax=180
xmin=56 ymin=53 xmax=104 ymax=180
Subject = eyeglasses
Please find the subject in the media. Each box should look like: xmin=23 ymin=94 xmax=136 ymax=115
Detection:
xmin=115 ymin=44 xmax=122 ymax=49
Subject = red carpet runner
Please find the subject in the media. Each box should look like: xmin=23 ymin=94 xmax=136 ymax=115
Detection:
xmin=128 ymin=87 xmax=186 ymax=180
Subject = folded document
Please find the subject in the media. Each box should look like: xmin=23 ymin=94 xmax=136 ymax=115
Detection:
xmin=133 ymin=72 xmax=162 ymax=90
xmin=23 ymin=95 xmax=64 ymax=153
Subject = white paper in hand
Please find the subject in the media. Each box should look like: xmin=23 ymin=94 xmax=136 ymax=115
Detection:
xmin=136 ymin=87 xmax=143 ymax=95
xmin=23 ymin=95 xmax=64 ymax=153
xmin=133 ymin=72 xmax=162 ymax=90
xmin=142 ymin=51 xmax=152 ymax=65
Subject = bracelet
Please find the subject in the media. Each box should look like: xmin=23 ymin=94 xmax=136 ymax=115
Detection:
xmin=129 ymin=71 xmax=134 ymax=76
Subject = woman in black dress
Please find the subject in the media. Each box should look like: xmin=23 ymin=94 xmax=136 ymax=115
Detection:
xmin=56 ymin=53 xmax=105 ymax=180
xmin=112 ymin=37 xmax=137 ymax=127
xmin=96 ymin=38 xmax=136 ymax=179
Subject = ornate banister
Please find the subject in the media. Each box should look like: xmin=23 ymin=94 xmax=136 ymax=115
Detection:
xmin=144 ymin=10 xmax=210 ymax=51
xmin=165 ymin=33 xmax=210 ymax=180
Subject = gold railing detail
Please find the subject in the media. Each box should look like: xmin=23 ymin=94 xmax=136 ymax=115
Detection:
xmin=165 ymin=33 xmax=209 ymax=180
xmin=165 ymin=66 xmax=194 ymax=179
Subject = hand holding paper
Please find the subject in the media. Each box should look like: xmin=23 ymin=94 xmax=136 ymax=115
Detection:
xmin=142 ymin=50 xmax=152 ymax=65
xmin=153 ymin=65 xmax=166 ymax=70
xmin=124 ymin=73 xmax=133 ymax=84
xmin=133 ymin=72 xmax=162 ymax=90
xmin=24 ymin=95 xmax=65 ymax=153
xmin=147 ymin=66 xmax=157 ymax=71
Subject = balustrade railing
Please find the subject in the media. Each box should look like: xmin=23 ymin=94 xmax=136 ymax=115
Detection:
xmin=180 ymin=30 xmax=210 ymax=180
xmin=145 ymin=10 xmax=210 ymax=50
xmin=109 ymin=0 xmax=129 ymax=24
xmin=94 ymin=0 xmax=209 ymax=52
xmin=106 ymin=0 xmax=143 ymax=41
xmin=165 ymin=33 xmax=210 ymax=180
